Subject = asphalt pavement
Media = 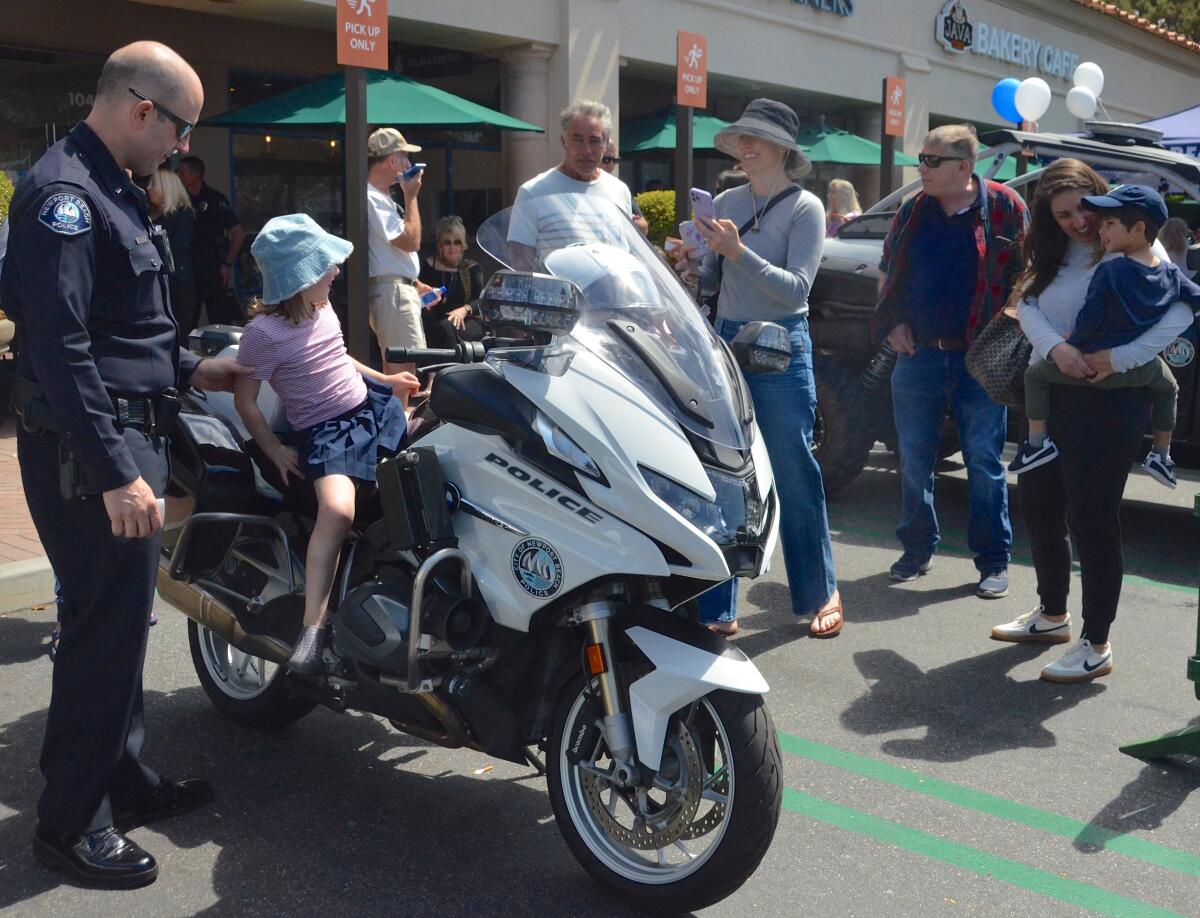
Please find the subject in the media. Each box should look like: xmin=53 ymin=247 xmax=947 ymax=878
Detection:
xmin=1 ymin=446 xmax=1198 ymax=917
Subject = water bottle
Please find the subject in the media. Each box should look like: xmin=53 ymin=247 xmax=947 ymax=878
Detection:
xmin=421 ymin=285 xmax=447 ymax=309
xmin=860 ymin=342 xmax=897 ymax=392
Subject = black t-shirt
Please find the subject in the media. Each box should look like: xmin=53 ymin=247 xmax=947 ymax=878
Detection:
xmin=188 ymin=183 xmax=240 ymax=264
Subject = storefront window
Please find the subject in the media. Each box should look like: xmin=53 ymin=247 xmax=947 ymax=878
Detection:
xmin=0 ymin=45 xmax=104 ymax=183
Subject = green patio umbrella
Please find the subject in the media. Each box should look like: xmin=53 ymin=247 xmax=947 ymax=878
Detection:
xmin=797 ymin=125 xmax=919 ymax=166
xmin=205 ymin=70 xmax=543 ymax=131
xmin=620 ymin=109 xmax=731 ymax=153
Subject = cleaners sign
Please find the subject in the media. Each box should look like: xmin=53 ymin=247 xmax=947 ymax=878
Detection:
xmin=935 ymin=1 xmax=1079 ymax=81
xmin=338 ymin=0 xmax=388 ymax=71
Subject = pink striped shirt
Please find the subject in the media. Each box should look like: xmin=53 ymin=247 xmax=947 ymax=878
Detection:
xmin=236 ymin=305 xmax=368 ymax=430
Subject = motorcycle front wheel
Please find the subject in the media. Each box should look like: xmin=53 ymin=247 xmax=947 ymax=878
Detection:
xmin=547 ymin=672 xmax=782 ymax=912
xmin=187 ymin=620 xmax=315 ymax=730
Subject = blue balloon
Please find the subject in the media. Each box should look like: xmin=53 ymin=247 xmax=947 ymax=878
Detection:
xmin=992 ymin=78 xmax=1022 ymax=124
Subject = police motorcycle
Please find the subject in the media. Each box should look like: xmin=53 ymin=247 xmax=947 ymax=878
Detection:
xmin=159 ymin=193 xmax=789 ymax=911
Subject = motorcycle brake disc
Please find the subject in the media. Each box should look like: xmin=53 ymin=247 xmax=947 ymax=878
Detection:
xmin=580 ymin=721 xmax=704 ymax=850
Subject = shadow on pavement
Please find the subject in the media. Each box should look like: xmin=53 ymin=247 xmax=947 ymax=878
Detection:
xmin=0 ymin=683 xmax=666 ymax=917
xmin=0 ymin=614 xmax=53 ymax=666
xmin=839 ymin=645 xmax=1104 ymax=762
xmin=1074 ymin=717 xmax=1200 ymax=854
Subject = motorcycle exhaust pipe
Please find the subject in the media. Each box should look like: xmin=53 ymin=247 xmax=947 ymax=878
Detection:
xmin=156 ymin=563 xmax=293 ymax=666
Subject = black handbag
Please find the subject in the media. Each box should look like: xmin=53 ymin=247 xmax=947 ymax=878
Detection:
xmin=965 ymin=304 xmax=1032 ymax=408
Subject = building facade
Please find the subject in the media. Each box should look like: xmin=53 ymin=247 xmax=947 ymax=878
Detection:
xmin=3 ymin=0 xmax=1198 ymax=239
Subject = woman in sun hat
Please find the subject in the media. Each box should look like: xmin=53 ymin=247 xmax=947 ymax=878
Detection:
xmin=234 ymin=214 xmax=420 ymax=673
xmin=676 ymin=98 xmax=844 ymax=638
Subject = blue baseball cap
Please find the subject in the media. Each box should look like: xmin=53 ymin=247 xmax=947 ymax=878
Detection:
xmin=251 ymin=214 xmax=353 ymax=304
xmin=1081 ymin=184 xmax=1169 ymax=228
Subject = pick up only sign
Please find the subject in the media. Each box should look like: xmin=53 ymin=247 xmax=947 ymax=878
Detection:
xmin=338 ymin=0 xmax=388 ymax=70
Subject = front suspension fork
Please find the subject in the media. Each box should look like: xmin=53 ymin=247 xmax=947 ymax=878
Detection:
xmin=578 ymin=601 xmax=639 ymax=784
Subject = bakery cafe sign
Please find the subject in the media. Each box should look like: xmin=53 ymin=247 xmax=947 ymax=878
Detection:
xmin=936 ymin=1 xmax=1079 ymax=80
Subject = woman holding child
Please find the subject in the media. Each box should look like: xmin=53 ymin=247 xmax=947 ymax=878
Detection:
xmin=990 ymin=160 xmax=1196 ymax=683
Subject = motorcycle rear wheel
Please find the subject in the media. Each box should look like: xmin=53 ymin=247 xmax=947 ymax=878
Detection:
xmin=547 ymin=672 xmax=781 ymax=911
xmin=188 ymin=620 xmax=315 ymax=730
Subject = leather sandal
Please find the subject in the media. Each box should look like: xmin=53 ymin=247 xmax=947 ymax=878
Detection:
xmin=809 ymin=593 xmax=844 ymax=639
xmin=706 ymin=621 xmax=739 ymax=637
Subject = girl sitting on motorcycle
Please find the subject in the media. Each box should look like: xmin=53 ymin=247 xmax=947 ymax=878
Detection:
xmin=233 ymin=214 xmax=420 ymax=673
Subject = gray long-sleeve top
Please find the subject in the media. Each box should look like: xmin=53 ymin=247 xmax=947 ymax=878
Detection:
xmin=697 ymin=183 xmax=825 ymax=322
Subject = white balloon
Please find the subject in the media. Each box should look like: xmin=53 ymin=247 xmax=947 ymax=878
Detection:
xmin=1073 ymin=61 xmax=1105 ymax=97
xmin=1014 ymin=78 xmax=1052 ymax=123
xmin=1066 ymin=86 xmax=1098 ymax=120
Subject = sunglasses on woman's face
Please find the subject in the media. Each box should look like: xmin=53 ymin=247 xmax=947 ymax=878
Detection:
xmin=917 ymin=153 xmax=966 ymax=169
xmin=601 ymin=155 xmax=620 ymax=165
xmin=439 ymin=239 xmax=465 ymax=247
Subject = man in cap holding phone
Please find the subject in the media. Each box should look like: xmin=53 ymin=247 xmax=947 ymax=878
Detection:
xmin=366 ymin=127 xmax=440 ymax=375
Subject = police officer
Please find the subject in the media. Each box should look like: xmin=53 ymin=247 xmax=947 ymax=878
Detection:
xmin=1 ymin=41 xmax=248 ymax=889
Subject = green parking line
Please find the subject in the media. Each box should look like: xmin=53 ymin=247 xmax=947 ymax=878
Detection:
xmin=828 ymin=518 xmax=1197 ymax=595
xmin=778 ymin=732 xmax=1200 ymax=878
xmin=782 ymin=789 xmax=1185 ymax=918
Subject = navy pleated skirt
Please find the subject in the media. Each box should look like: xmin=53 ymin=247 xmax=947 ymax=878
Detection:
xmin=298 ymin=377 xmax=407 ymax=482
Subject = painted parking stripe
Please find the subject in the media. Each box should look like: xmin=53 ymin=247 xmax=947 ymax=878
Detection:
xmin=778 ymin=732 xmax=1200 ymax=878
xmin=782 ymin=789 xmax=1185 ymax=918
xmin=827 ymin=517 xmax=1196 ymax=595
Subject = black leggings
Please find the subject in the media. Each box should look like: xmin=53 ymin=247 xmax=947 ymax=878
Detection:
xmin=1018 ymin=384 xmax=1149 ymax=645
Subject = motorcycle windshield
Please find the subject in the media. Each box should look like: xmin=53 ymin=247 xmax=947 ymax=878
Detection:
xmin=477 ymin=193 xmax=751 ymax=451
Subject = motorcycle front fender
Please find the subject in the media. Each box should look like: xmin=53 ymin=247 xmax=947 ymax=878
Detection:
xmin=621 ymin=613 xmax=769 ymax=772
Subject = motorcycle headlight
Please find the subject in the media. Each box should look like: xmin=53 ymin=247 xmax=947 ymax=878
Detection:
xmin=534 ymin=411 xmax=601 ymax=480
xmin=640 ymin=466 xmax=765 ymax=547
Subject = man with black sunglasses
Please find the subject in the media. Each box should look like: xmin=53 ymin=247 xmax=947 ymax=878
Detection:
xmin=871 ymin=123 xmax=1028 ymax=599
xmin=3 ymin=40 xmax=238 ymax=890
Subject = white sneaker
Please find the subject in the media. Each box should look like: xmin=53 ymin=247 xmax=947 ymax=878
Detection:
xmin=991 ymin=605 xmax=1071 ymax=644
xmin=1040 ymin=638 xmax=1113 ymax=683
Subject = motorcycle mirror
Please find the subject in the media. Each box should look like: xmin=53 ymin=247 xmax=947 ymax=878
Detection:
xmin=478 ymin=271 xmax=582 ymax=336
xmin=730 ymin=321 xmax=791 ymax=374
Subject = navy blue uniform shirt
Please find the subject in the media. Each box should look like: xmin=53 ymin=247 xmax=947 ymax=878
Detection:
xmin=0 ymin=122 xmax=200 ymax=491
xmin=1069 ymin=255 xmax=1200 ymax=352
xmin=903 ymin=191 xmax=982 ymax=341
xmin=188 ymin=183 xmax=239 ymax=264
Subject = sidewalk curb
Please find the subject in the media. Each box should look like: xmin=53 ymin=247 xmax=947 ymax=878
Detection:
xmin=0 ymin=557 xmax=55 ymax=614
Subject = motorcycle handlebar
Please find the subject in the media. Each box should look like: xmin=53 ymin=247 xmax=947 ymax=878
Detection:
xmin=385 ymin=338 xmax=532 ymax=367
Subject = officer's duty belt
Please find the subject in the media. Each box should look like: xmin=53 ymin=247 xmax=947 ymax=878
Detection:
xmin=12 ymin=377 xmax=180 ymax=437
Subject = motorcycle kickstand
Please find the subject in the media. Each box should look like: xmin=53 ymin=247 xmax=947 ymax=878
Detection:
xmin=523 ymin=745 xmax=547 ymax=776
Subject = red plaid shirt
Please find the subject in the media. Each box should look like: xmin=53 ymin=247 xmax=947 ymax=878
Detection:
xmin=871 ymin=178 xmax=1028 ymax=344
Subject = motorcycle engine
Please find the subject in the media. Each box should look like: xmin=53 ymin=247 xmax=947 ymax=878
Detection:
xmin=332 ymin=578 xmax=487 ymax=673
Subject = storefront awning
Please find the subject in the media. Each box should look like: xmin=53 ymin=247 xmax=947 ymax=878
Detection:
xmin=797 ymin=125 xmax=919 ymax=167
xmin=204 ymin=71 xmax=543 ymax=132
xmin=620 ymin=110 xmax=731 ymax=153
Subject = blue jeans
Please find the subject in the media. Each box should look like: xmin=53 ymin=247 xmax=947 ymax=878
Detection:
xmin=890 ymin=347 xmax=1010 ymax=572
xmin=698 ymin=315 xmax=838 ymax=624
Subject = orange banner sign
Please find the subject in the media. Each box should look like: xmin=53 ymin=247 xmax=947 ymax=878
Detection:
xmin=885 ymin=77 xmax=905 ymax=137
xmin=677 ymin=31 xmax=708 ymax=109
xmin=337 ymin=0 xmax=388 ymax=71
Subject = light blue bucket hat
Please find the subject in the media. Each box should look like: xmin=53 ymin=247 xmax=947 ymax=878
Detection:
xmin=251 ymin=213 xmax=354 ymax=304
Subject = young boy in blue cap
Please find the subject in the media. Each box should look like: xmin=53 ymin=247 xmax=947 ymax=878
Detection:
xmin=1011 ymin=184 xmax=1200 ymax=487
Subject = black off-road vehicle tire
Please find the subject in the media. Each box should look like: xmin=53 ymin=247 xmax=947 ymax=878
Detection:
xmin=812 ymin=354 xmax=876 ymax=496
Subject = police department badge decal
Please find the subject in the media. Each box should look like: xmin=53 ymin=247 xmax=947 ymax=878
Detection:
xmin=38 ymin=193 xmax=92 ymax=236
xmin=511 ymin=538 xmax=564 ymax=598
xmin=1163 ymin=336 xmax=1195 ymax=369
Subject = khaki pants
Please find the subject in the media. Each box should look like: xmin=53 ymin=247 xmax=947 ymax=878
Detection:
xmin=369 ymin=276 xmax=425 ymax=352
xmin=1024 ymin=355 xmax=1179 ymax=432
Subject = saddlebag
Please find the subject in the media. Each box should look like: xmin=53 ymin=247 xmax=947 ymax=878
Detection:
xmin=373 ymin=447 xmax=456 ymax=554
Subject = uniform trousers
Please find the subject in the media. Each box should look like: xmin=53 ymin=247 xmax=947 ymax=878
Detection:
xmin=18 ymin=425 xmax=167 ymax=835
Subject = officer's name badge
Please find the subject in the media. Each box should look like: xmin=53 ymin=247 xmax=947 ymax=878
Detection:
xmin=38 ymin=193 xmax=93 ymax=236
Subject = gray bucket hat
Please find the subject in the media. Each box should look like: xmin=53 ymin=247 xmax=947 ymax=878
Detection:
xmin=714 ymin=98 xmax=812 ymax=178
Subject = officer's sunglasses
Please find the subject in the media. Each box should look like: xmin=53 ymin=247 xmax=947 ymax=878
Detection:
xmin=917 ymin=153 xmax=966 ymax=169
xmin=129 ymin=87 xmax=195 ymax=142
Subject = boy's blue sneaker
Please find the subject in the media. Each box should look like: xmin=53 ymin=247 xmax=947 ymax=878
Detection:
xmin=1141 ymin=451 xmax=1177 ymax=489
xmin=1009 ymin=438 xmax=1059 ymax=474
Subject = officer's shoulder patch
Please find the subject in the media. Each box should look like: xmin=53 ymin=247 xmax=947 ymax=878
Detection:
xmin=37 ymin=192 xmax=93 ymax=237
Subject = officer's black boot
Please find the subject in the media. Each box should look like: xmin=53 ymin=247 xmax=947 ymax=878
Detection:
xmin=33 ymin=825 xmax=158 ymax=889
